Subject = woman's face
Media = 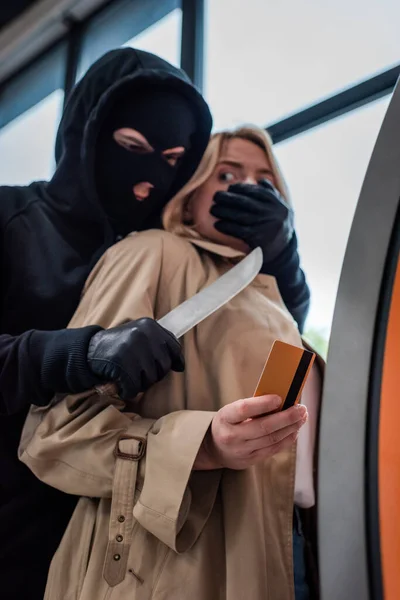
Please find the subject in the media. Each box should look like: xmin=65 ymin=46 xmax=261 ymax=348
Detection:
xmin=188 ymin=138 xmax=276 ymax=251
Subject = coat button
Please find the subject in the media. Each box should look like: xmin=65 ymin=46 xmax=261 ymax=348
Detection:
xmin=117 ymin=515 xmax=125 ymax=523
xmin=116 ymin=534 xmax=123 ymax=542
xmin=113 ymin=554 xmax=121 ymax=561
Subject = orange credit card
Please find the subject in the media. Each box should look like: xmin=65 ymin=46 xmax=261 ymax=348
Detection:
xmin=253 ymin=340 xmax=315 ymax=412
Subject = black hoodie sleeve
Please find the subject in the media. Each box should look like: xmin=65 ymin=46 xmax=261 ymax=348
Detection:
xmin=260 ymin=234 xmax=310 ymax=333
xmin=0 ymin=326 xmax=103 ymax=416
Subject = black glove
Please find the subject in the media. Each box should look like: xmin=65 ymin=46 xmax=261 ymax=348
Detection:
xmin=211 ymin=179 xmax=294 ymax=263
xmin=87 ymin=318 xmax=185 ymax=400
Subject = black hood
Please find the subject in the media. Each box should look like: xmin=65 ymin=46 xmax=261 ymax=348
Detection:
xmin=46 ymin=48 xmax=212 ymax=236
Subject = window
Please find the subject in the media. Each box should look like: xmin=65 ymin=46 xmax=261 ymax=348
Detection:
xmin=0 ymin=43 xmax=65 ymax=185
xmin=0 ymin=90 xmax=63 ymax=185
xmin=204 ymin=0 xmax=400 ymax=130
xmin=273 ymin=95 xmax=391 ymax=347
xmin=123 ymin=9 xmax=182 ymax=68
xmin=77 ymin=0 xmax=181 ymax=80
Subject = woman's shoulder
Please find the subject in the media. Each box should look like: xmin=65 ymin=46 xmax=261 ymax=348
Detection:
xmin=101 ymin=229 xmax=200 ymax=274
xmin=136 ymin=229 xmax=195 ymax=253
xmin=111 ymin=229 xmax=193 ymax=253
xmin=83 ymin=230 xmax=202 ymax=297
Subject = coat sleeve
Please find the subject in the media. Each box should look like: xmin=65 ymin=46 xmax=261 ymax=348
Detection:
xmin=0 ymin=230 xmax=171 ymax=415
xmin=19 ymin=390 xmax=217 ymax=552
xmin=0 ymin=331 xmax=52 ymax=415
xmin=19 ymin=234 xmax=221 ymax=552
xmin=0 ymin=207 xmax=103 ymax=416
xmin=261 ymin=233 xmax=310 ymax=333
xmin=0 ymin=229 xmax=166 ymax=416
xmin=0 ymin=327 xmax=103 ymax=415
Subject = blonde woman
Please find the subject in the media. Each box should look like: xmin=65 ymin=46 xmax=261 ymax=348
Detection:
xmin=171 ymin=127 xmax=310 ymax=331
xmin=19 ymin=126 xmax=320 ymax=600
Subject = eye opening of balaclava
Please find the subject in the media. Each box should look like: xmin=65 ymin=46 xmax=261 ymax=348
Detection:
xmin=95 ymin=84 xmax=197 ymax=235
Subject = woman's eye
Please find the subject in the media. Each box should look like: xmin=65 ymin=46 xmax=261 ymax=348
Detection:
xmin=218 ymin=171 xmax=236 ymax=183
xmin=258 ymin=175 xmax=274 ymax=186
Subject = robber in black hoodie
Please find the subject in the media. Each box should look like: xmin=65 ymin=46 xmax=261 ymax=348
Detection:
xmin=0 ymin=48 xmax=213 ymax=600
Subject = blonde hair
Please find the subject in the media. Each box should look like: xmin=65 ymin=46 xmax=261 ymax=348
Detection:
xmin=162 ymin=125 xmax=290 ymax=238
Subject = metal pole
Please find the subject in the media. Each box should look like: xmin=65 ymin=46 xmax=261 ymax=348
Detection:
xmin=180 ymin=0 xmax=204 ymax=90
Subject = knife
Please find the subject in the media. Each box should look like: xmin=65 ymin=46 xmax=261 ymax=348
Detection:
xmin=158 ymin=246 xmax=263 ymax=338
xmin=95 ymin=246 xmax=263 ymax=396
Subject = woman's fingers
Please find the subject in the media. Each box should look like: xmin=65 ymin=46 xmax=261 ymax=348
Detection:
xmin=239 ymin=403 xmax=307 ymax=441
xmin=221 ymin=394 xmax=282 ymax=424
xmin=245 ymin=417 xmax=307 ymax=454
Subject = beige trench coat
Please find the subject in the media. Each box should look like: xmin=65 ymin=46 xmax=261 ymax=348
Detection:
xmin=20 ymin=230 xmax=305 ymax=600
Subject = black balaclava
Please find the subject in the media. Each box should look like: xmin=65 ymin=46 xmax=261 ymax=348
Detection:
xmin=95 ymin=86 xmax=196 ymax=234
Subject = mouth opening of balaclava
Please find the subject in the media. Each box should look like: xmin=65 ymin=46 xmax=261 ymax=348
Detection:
xmin=95 ymin=85 xmax=197 ymax=235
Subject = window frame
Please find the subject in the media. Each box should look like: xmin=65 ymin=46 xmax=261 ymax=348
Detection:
xmin=0 ymin=0 xmax=397 ymax=141
xmin=74 ymin=0 xmax=181 ymax=83
xmin=0 ymin=40 xmax=67 ymax=129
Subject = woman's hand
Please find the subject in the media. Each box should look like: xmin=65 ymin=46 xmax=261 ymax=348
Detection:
xmin=194 ymin=394 xmax=307 ymax=470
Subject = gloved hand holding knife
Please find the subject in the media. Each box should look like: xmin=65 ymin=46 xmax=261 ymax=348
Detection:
xmin=92 ymin=247 xmax=263 ymax=399
xmin=33 ymin=246 xmax=262 ymax=403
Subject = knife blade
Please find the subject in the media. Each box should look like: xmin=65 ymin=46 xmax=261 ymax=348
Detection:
xmin=95 ymin=246 xmax=263 ymax=396
xmin=157 ymin=246 xmax=263 ymax=338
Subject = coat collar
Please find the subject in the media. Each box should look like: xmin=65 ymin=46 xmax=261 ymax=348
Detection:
xmin=185 ymin=237 xmax=246 ymax=260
